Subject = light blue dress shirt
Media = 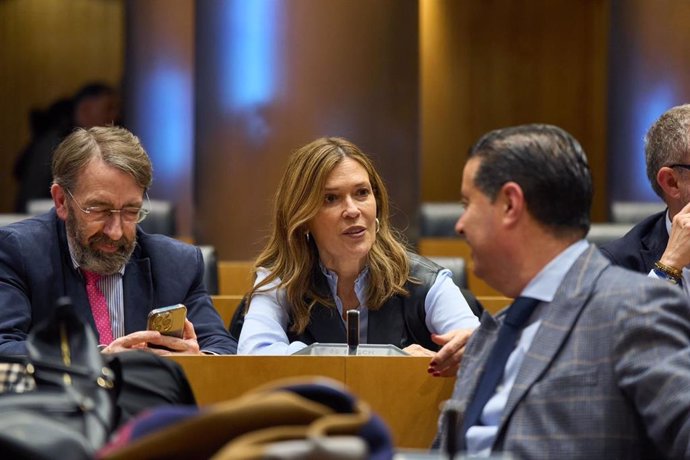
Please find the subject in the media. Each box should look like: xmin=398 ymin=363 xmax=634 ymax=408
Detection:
xmin=466 ymin=239 xmax=589 ymax=456
xmin=237 ymin=265 xmax=480 ymax=355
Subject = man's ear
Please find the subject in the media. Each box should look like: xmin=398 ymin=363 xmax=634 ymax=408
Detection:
xmin=498 ymin=181 xmax=525 ymax=227
xmin=657 ymin=167 xmax=681 ymax=200
xmin=51 ymin=184 xmax=68 ymax=221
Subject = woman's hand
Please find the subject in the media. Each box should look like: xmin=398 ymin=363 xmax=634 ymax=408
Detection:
xmin=403 ymin=343 xmax=436 ymax=357
xmin=427 ymin=328 xmax=474 ymax=377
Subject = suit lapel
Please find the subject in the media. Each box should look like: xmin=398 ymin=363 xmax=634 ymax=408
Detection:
xmin=122 ymin=255 xmax=154 ymax=333
xmin=640 ymin=212 xmax=668 ymax=271
xmin=497 ymin=245 xmax=607 ymax=439
xmin=56 ymin=215 xmax=100 ymax=332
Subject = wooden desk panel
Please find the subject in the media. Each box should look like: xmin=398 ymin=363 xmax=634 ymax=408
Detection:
xmin=170 ymin=356 xmax=344 ymax=405
xmin=346 ymin=357 xmax=454 ymax=449
xmin=218 ymin=260 xmax=254 ymax=296
xmin=168 ymin=355 xmax=452 ymax=448
xmin=210 ymin=294 xmax=244 ymax=327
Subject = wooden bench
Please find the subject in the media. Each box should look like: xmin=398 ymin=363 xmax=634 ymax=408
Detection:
xmin=217 ymin=260 xmax=254 ymax=296
xmin=210 ymin=294 xmax=244 ymax=327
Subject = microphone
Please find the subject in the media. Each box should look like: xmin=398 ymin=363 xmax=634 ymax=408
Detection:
xmin=443 ymin=400 xmax=462 ymax=459
xmin=346 ymin=310 xmax=360 ymax=355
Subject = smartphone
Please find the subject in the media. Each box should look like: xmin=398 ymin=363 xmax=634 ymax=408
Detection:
xmin=147 ymin=304 xmax=187 ymax=339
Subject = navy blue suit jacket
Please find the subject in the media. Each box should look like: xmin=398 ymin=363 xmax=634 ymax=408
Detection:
xmin=598 ymin=211 xmax=668 ymax=273
xmin=0 ymin=210 xmax=237 ymax=355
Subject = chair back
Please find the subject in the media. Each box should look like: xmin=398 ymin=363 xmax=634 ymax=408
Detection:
xmin=610 ymin=200 xmax=665 ymax=224
xmin=0 ymin=214 xmax=32 ymax=227
xmin=198 ymin=245 xmax=219 ymax=295
xmin=427 ymin=256 xmax=467 ymax=288
xmin=140 ymin=200 xmax=176 ymax=236
xmin=587 ymin=223 xmax=634 ymax=246
xmin=419 ymin=202 xmax=463 ymax=237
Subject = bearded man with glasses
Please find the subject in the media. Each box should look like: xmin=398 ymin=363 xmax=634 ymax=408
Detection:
xmin=0 ymin=126 xmax=237 ymax=355
xmin=600 ymin=104 xmax=690 ymax=294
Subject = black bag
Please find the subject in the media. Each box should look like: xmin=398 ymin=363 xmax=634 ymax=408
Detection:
xmin=0 ymin=296 xmax=118 ymax=459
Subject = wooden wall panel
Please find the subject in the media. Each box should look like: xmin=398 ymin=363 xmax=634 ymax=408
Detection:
xmin=0 ymin=0 xmax=123 ymax=212
xmin=124 ymin=0 xmax=195 ymax=238
xmin=421 ymin=0 xmax=610 ymax=222
xmin=194 ymin=0 xmax=419 ymax=259
xmin=608 ymin=0 xmax=690 ymax=204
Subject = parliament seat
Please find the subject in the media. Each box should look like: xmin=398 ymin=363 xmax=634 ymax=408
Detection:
xmin=587 ymin=222 xmax=634 ymax=246
xmin=610 ymin=200 xmax=665 ymax=224
xmin=0 ymin=213 xmax=31 ymax=227
xmin=211 ymin=294 xmax=244 ymax=327
xmin=218 ymin=260 xmax=255 ymax=296
xmin=419 ymin=202 xmax=463 ymax=237
xmin=427 ymin=256 xmax=467 ymax=288
xmin=198 ymin=245 xmax=219 ymax=295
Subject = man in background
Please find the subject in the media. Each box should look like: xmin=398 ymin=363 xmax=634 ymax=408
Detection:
xmin=434 ymin=124 xmax=690 ymax=458
xmin=13 ymin=82 xmax=120 ymax=212
xmin=600 ymin=104 xmax=690 ymax=292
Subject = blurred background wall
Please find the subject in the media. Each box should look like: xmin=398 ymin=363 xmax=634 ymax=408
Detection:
xmin=2 ymin=0 xmax=690 ymax=259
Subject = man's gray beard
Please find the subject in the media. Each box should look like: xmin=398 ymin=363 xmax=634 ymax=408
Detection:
xmin=66 ymin=210 xmax=136 ymax=275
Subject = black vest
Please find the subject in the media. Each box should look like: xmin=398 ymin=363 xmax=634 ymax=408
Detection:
xmin=287 ymin=253 xmax=443 ymax=351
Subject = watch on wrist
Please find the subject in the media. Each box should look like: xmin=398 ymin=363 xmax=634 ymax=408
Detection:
xmin=653 ymin=267 xmax=680 ymax=285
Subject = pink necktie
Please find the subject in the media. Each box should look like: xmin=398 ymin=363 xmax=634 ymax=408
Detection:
xmin=83 ymin=270 xmax=114 ymax=345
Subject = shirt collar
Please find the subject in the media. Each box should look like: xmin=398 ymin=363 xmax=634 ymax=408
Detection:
xmin=519 ymin=239 xmax=589 ymax=303
xmin=318 ymin=261 xmax=369 ymax=300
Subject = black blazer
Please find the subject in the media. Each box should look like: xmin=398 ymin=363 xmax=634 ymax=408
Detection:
xmin=598 ymin=210 xmax=668 ymax=273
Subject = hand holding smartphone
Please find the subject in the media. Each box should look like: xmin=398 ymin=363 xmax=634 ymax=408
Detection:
xmin=147 ymin=304 xmax=187 ymax=339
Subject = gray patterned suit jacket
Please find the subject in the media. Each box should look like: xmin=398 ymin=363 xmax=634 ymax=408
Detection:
xmin=436 ymin=245 xmax=690 ymax=459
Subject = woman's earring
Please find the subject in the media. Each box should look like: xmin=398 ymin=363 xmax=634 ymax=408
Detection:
xmin=375 ymin=218 xmax=380 ymax=234
xmin=305 ymin=231 xmax=311 ymax=242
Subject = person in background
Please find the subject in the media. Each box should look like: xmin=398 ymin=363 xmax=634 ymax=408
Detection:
xmin=14 ymin=82 xmax=120 ymax=212
xmin=237 ymin=136 xmax=479 ymax=377
xmin=434 ymin=123 xmax=690 ymax=458
xmin=600 ymin=104 xmax=690 ymax=294
xmin=0 ymin=126 xmax=236 ymax=355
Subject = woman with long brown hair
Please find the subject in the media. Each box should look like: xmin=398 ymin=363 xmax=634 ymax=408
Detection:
xmin=237 ymin=137 xmax=479 ymax=376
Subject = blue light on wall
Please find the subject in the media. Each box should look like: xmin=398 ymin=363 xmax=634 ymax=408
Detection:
xmin=138 ymin=67 xmax=192 ymax=184
xmin=627 ymin=82 xmax=676 ymax=201
xmin=220 ymin=0 xmax=281 ymax=111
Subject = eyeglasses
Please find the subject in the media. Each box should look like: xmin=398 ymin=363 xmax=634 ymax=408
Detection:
xmin=65 ymin=188 xmax=150 ymax=224
xmin=668 ymin=164 xmax=690 ymax=171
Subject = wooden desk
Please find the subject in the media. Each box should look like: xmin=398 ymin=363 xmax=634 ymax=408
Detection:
xmin=169 ymin=355 xmax=454 ymax=449
xmin=218 ymin=260 xmax=254 ymax=296
xmin=477 ymin=296 xmax=512 ymax=315
xmin=210 ymin=294 xmax=244 ymax=327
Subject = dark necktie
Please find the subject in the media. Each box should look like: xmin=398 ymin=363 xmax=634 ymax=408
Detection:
xmin=83 ymin=270 xmax=114 ymax=345
xmin=461 ymin=296 xmax=541 ymax=438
